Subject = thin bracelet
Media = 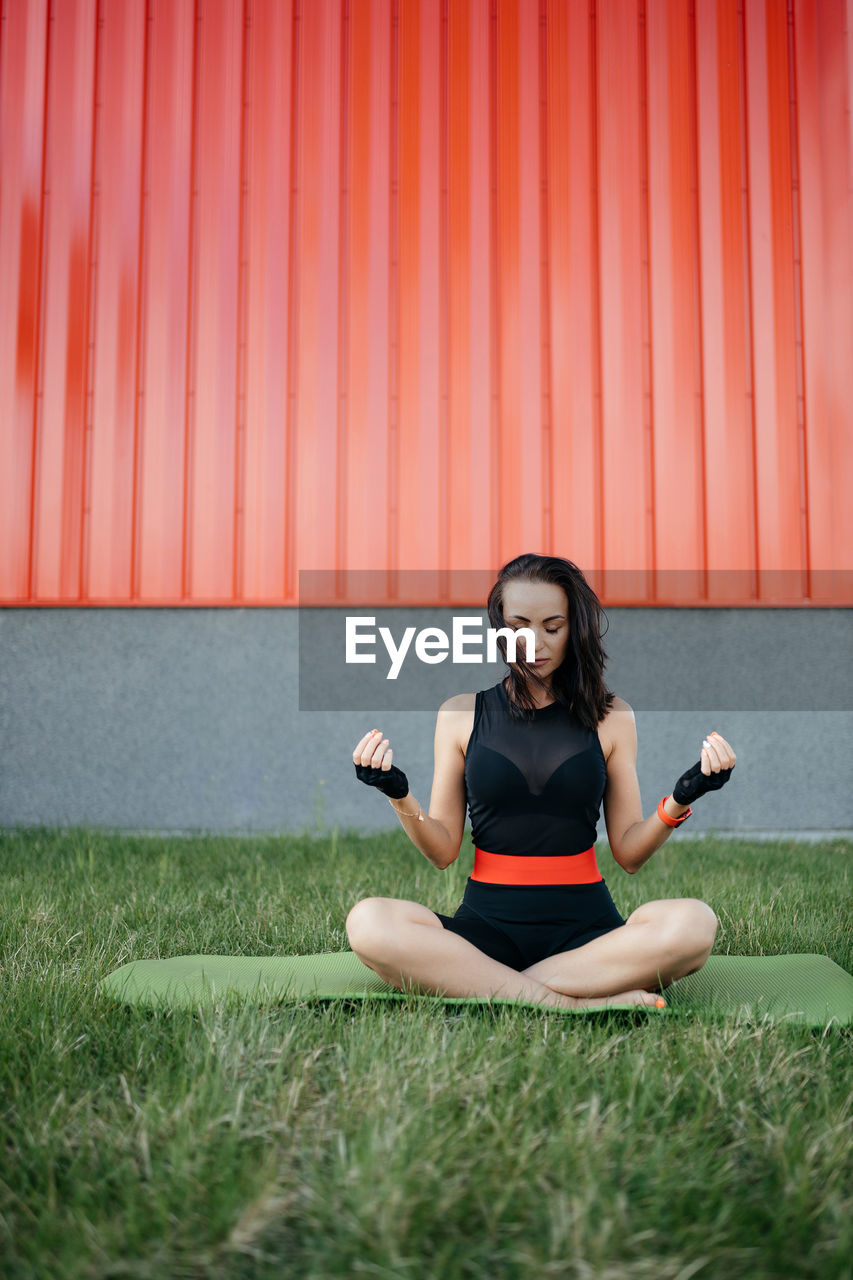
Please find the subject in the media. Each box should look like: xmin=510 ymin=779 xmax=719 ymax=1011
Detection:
xmin=389 ymin=799 xmax=425 ymax=822
xmin=657 ymin=795 xmax=692 ymax=827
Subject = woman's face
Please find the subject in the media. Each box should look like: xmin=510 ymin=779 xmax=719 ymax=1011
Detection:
xmin=501 ymin=580 xmax=570 ymax=678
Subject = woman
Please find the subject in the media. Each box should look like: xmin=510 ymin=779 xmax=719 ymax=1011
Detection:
xmin=347 ymin=553 xmax=735 ymax=1011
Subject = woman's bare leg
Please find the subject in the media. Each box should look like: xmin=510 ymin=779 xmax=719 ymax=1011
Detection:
xmin=519 ymin=899 xmax=718 ymax=997
xmin=345 ymin=899 xmax=664 ymax=1009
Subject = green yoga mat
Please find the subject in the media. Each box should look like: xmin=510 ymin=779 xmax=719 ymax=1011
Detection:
xmin=97 ymin=950 xmax=853 ymax=1027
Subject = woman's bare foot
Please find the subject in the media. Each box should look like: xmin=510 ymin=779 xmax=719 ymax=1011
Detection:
xmin=541 ymin=987 xmax=665 ymax=1010
xmin=576 ymin=987 xmax=665 ymax=1009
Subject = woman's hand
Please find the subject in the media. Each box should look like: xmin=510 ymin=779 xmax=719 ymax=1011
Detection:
xmin=701 ymin=732 xmax=736 ymax=777
xmin=352 ymin=729 xmax=410 ymax=800
xmin=672 ymin=731 xmax=737 ymax=805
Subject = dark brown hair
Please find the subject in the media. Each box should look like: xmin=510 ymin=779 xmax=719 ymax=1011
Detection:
xmin=486 ymin=552 xmax=616 ymax=733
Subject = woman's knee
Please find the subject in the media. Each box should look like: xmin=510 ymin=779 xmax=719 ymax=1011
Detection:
xmin=345 ymin=897 xmax=392 ymax=953
xmin=345 ymin=896 xmax=442 ymax=957
xmin=664 ymin=898 xmax=718 ymax=956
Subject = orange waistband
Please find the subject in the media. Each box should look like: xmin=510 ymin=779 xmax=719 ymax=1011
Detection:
xmin=471 ymin=845 xmax=603 ymax=886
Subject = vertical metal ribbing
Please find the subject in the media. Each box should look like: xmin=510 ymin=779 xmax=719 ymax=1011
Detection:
xmin=688 ymin=0 xmax=708 ymax=599
xmin=183 ymin=0 xmax=201 ymax=601
xmin=738 ymin=0 xmax=759 ymax=596
xmin=638 ymin=0 xmax=654 ymax=595
xmin=29 ymin=0 xmax=54 ymax=599
xmin=786 ymin=0 xmax=810 ymax=598
xmin=388 ymin=0 xmax=399 ymax=594
xmin=336 ymin=0 xmax=350 ymax=602
xmin=234 ymin=0 xmax=250 ymax=601
xmin=81 ymin=0 xmax=102 ymax=598
xmin=539 ymin=0 xmax=552 ymax=555
xmin=590 ymin=0 xmax=604 ymax=580
xmin=440 ymin=0 xmax=449 ymax=593
xmin=285 ymin=0 xmax=301 ymax=603
xmin=131 ymin=0 xmax=152 ymax=601
xmin=489 ymin=0 xmax=499 ymax=567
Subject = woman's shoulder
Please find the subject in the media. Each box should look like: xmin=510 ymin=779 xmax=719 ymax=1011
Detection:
xmin=597 ymin=694 xmax=635 ymax=729
xmin=597 ymin=695 xmax=634 ymax=761
xmin=438 ymin=692 xmax=478 ymax=715
xmin=437 ymin=692 xmax=479 ymax=758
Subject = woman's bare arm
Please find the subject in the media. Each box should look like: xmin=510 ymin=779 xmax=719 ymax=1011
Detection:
xmin=375 ymin=698 xmax=468 ymax=870
xmin=603 ymin=701 xmax=736 ymax=872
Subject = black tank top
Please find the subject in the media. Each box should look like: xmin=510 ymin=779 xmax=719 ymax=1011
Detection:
xmin=463 ymin=679 xmax=608 ymax=858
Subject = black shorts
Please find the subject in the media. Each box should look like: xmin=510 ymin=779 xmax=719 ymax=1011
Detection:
xmin=433 ymin=876 xmax=626 ymax=971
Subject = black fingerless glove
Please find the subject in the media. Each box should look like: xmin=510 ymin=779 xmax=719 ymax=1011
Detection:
xmin=672 ymin=759 xmax=734 ymax=805
xmin=354 ymin=760 xmax=410 ymax=800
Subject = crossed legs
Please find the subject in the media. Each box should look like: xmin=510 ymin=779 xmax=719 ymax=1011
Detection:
xmin=345 ymin=896 xmax=717 ymax=1009
xmin=518 ymin=897 xmax=719 ymax=996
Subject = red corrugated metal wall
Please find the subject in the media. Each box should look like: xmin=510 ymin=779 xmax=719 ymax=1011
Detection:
xmin=1 ymin=0 xmax=851 ymax=607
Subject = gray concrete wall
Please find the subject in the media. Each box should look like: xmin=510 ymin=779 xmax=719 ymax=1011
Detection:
xmin=1 ymin=607 xmax=850 ymax=840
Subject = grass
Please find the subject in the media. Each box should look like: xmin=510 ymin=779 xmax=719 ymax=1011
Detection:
xmin=0 ymin=825 xmax=851 ymax=1280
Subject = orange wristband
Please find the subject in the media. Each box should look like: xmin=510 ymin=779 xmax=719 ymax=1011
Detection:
xmin=657 ymin=795 xmax=692 ymax=827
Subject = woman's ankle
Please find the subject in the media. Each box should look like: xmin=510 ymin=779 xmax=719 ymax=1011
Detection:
xmin=540 ymin=988 xmax=578 ymax=1010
